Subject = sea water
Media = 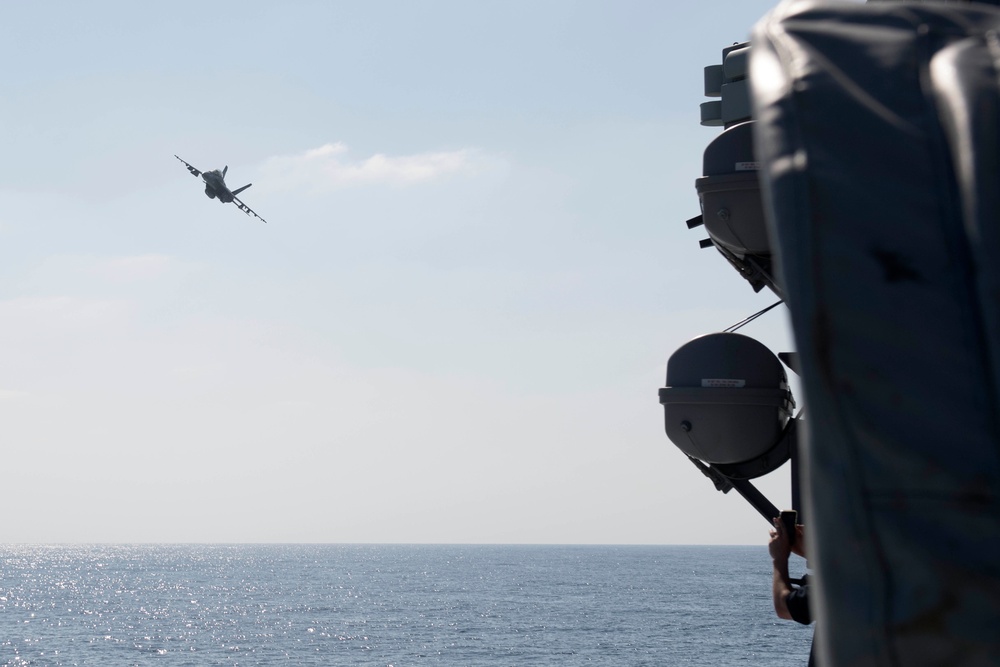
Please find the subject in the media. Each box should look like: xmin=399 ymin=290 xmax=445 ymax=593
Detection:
xmin=0 ymin=545 xmax=812 ymax=666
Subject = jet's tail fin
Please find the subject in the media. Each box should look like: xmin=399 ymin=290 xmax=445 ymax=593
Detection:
xmin=223 ymin=165 xmax=229 ymax=178
xmin=232 ymin=183 xmax=252 ymax=196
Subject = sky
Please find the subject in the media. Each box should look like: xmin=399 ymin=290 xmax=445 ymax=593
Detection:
xmin=0 ymin=0 xmax=797 ymax=544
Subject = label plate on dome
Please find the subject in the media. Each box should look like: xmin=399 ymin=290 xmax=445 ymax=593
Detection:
xmin=701 ymin=378 xmax=746 ymax=388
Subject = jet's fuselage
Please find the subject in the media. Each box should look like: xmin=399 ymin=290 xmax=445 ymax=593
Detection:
xmin=202 ymin=170 xmax=235 ymax=203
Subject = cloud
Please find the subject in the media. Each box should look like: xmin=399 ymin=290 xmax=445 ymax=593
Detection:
xmin=0 ymin=295 xmax=126 ymax=330
xmin=258 ymin=142 xmax=505 ymax=193
xmin=90 ymin=253 xmax=174 ymax=282
xmin=0 ymin=389 xmax=28 ymax=401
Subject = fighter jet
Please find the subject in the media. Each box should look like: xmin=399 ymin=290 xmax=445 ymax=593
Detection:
xmin=175 ymin=155 xmax=267 ymax=223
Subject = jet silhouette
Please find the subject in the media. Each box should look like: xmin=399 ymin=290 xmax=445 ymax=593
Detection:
xmin=175 ymin=155 xmax=267 ymax=223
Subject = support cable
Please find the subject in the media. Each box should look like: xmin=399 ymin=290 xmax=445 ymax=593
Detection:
xmin=723 ymin=299 xmax=784 ymax=333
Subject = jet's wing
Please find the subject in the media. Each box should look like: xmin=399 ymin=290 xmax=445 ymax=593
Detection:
xmin=232 ymin=196 xmax=267 ymax=224
xmin=174 ymin=155 xmax=202 ymax=178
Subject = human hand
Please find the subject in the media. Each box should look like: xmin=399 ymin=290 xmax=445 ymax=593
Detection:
xmin=768 ymin=518 xmax=790 ymax=562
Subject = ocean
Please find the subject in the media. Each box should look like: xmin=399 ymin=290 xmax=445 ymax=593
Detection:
xmin=0 ymin=545 xmax=812 ymax=666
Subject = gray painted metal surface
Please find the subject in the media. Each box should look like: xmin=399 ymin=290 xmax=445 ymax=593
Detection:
xmin=750 ymin=1 xmax=1000 ymax=664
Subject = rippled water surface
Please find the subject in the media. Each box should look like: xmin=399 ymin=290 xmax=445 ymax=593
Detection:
xmin=0 ymin=545 xmax=812 ymax=666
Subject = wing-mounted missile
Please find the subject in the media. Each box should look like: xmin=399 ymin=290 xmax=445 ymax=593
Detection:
xmin=175 ymin=155 xmax=201 ymax=178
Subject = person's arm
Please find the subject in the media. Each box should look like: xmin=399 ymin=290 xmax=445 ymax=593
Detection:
xmin=769 ymin=518 xmax=794 ymax=620
xmin=772 ymin=554 xmax=794 ymax=620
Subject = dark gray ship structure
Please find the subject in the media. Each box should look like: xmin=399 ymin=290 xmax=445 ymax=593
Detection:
xmin=659 ymin=1 xmax=1000 ymax=664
